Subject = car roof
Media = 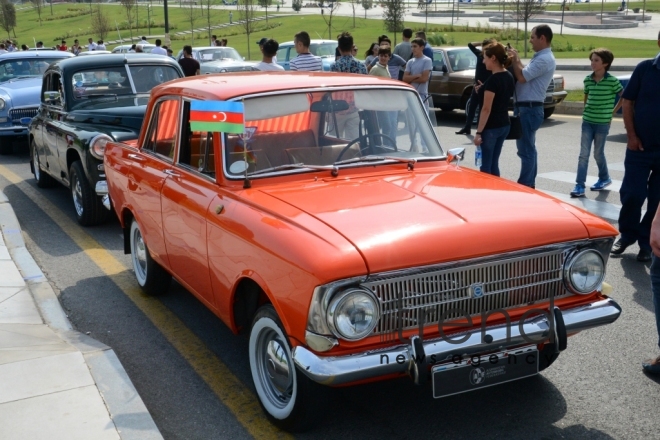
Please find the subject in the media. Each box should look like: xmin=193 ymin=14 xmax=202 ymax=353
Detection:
xmin=190 ymin=46 xmax=238 ymax=51
xmin=78 ymin=50 xmax=113 ymax=55
xmin=280 ymin=40 xmax=336 ymax=46
xmin=0 ymin=50 xmax=74 ymax=60
xmin=152 ymin=71 xmax=412 ymax=101
xmin=114 ymin=44 xmax=156 ymax=49
xmin=49 ymin=53 xmax=182 ymax=71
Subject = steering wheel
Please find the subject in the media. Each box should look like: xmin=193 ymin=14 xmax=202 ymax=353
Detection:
xmin=335 ymin=133 xmax=397 ymax=162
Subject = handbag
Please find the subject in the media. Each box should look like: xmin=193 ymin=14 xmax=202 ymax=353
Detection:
xmin=506 ymin=72 xmax=522 ymax=140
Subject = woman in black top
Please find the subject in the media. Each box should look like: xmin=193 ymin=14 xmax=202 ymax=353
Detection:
xmin=473 ymin=42 xmax=515 ymax=176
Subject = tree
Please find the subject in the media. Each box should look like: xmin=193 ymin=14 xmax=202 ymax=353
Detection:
xmin=239 ymin=0 xmax=258 ymax=59
xmin=382 ymin=0 xmax=404 ymax=45
xmin=184 ymin=0 xmax=199 ymax=44
xmin=201 ymin=0 xmax=215 ymax=45
xmin=361 ymin=0 xmax=372 ymax=19
xmin=0 ymin=0 xmax=16 ymax=39
xmin=320 ymin=1 xmax=341 ymax=40
xmin=350 ymin=0 xmax=359 ymax=27
xmin=258 ymin=0 xmax=270 ymax=26
xmin=514 ymin=0 xmax=545 ymax=57
xmin=292 ymin=0 xmax=302 ymax=12
xmin=91 ymin=5 xmax=111 ymax=40
xmin=31 ymin=0 xmax=43 ymax=26
xmin=120 ymin=0 xmax=137 ymax=41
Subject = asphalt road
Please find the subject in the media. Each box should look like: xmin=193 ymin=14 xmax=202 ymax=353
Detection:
xmin=0 ymin=113 xmax=658 ymax=439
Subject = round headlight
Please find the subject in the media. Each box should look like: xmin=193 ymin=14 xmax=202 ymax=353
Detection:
xmin=327 ymin=288 xmax=379 ymax=341
xmin=564 ymin=249 xmax=605 ymax=294
xmin=0 ymin=98 xmax=5 ymax=111
xmin=89 ymin=134 xmax=112 ymax=160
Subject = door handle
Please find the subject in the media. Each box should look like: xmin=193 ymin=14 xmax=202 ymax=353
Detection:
xmin=164 ymin=169 xmax=180 ymax=177
xmin=128 ymin=154 xmax=145 ymax=161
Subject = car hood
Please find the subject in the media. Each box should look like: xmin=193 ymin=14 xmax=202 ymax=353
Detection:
xmin=67 ymin=104 xmax=146 ymax=132
xmin=261 ymin=167 xmax=605 ymax=274
xmin=0 ymin=77 xmax=41 ymax=107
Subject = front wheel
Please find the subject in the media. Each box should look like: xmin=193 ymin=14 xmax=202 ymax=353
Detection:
xmin=543 ymin=107 xmax=555 ymax=119
xmin=69 ymin=161 xmax=108 ymax=226
xmin=129 ymin=219 xmax=171 ymax=296
xmin=249 ymin=305 xmax=318 ymax=432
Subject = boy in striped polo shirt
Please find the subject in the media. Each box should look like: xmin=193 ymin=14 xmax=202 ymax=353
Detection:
xmin=570 ymin=48 xmax=624 ymax=197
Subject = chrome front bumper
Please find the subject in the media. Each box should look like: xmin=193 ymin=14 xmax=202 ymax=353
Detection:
xmin=292 ymin=298 xmax=621 ymax=386
xmin=94 ymin=181 xmax=112 ymax=211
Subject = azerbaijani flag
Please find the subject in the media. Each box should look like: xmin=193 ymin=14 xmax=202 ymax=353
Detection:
xmin=190 ymin=100 xmax=244 ymax=134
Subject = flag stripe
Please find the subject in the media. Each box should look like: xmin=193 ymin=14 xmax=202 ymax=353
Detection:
xmin=191 ymin=100 xmax=244 ymax=113
xmin=190 ymin=110 xmax=244 ymax=124
xmin=190 ymin=121 xmax=244 ymax=133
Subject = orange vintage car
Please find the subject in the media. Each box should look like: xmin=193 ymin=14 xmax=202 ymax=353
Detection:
xmin=100 ymin=72 xmax=621 ymax=431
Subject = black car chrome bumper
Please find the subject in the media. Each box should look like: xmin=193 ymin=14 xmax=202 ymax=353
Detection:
xmin=292 ymin=298 xmax=621 ymax=386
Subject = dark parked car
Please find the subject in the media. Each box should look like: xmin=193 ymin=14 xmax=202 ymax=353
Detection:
xmin=430 ymin=47 xmax=567 ymax=119
xmin=0 ymin=50 xmax=74 ymax=154
xmin=28 ymin=54 xmax=184 ymax=226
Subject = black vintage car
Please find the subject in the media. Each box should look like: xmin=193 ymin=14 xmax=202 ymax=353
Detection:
xmin=28 ymin=54 xmax=184 ymax=226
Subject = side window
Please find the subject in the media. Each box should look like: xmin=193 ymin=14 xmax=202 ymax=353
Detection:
xmin=432 ymin=54 xmax=446 ymax=72
xmin=142 ymin=99 xmax=180 ymax=161
xmin=43 ymin=73 xmax=64 ymax=107
xmin=177 ymin=101 xmax=215 ymax=178
xmin=276 ymin=46 xmax=289 ymax=62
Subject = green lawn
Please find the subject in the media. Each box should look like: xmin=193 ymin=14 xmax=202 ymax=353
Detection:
xmin=5 ymin=3 xmax=660 ymax=60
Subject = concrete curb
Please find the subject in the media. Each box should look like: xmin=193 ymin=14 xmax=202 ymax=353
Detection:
xmin=555 ymin=101 xmax=585 ymax=116
xmin=0 ymin=190 xmax=163 ymax=440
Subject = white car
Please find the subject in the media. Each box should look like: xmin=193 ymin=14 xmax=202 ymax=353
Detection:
xmin=112 ymin=44 xmax=156 ymax=54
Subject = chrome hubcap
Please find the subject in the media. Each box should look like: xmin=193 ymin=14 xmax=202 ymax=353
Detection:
xmin=72 ymin=176 xmax=83 ymax=217
xmin=133 ymin=227 xmax=147 ymax=280
xmin=256 ymin=328 xmax=293 ymax=408
xmin=33 ymin=148 xmax=40 ymax=181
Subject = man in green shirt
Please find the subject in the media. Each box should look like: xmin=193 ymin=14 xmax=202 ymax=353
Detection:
xmin=570 ymin=48 xmax=623 ymax=198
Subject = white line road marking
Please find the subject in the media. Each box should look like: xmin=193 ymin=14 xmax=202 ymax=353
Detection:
xmin=541 ymin=190 xmax=622 ymax=222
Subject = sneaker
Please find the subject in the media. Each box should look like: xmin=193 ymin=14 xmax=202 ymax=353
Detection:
xmin=637 ymin=248 xmax=653 ymax=262
xmin=642 ymin=354 xmax=660 ymax=375
xmin=611 ymin=238 xmax=634 ymax=255
xmin=590 ymin=178 xmax=612 ymax=191
xmin=570 ymin=184 xmax=585 ymax=198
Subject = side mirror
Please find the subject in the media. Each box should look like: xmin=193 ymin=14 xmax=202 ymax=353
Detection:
xmin=446 ymin=147 xmax=465 ymax=166
xmin=43 ymin=91 xmax=61 ymax=104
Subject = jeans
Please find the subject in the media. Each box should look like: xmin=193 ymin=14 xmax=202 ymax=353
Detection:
xmin=618 ymin=149 xmax=660 ymax=251
xmin=652 ymin=255 xmax=660 ymax=350
xmin=576 ymin=121 xmax=611 ymax=187
xmin=515 ymin=105 xmax=544 ymax=188
xmin=480 ymin=125 xmax=510 ymax=177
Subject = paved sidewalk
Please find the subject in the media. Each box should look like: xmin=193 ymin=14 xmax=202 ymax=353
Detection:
xmin=0 ymin=191 xmax=162 ymax=440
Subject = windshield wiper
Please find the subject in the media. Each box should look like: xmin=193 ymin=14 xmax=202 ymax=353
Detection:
xmin=334 ymin=155 xmax=416 ymax=169
xmin=247 ymin=162 xmax=338 ymax=176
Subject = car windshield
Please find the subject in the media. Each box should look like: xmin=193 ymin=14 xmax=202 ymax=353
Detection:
xmin=309 ymin=43 xmax=337 ymax=58
xmin=0 ymin=58 xmax=62 ymax=83
xmin=198 ymin=48 xmax=242 ymax=62
xmin=70 ymin=65 xmax=181 ymax=108
xmin=446 ymin=49 xmax=477 ymax=72
xmin=222 ymin=88 xmax=443 ymax=178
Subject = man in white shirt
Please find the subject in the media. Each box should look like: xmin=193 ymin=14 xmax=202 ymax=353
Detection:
xmin=256 ymin=37 xmax=277 ymax=64
xmin=87 ymin=38 xmax=97 ymax=51
xmin=96 ymin=40 xmax=106 ymax=50
xmin=140 ymin=36 xmax=149 ymax=44
xmin=151 ymin=39 xmax=167 ymax=55
xmin=254 ymin=39 xmax=284 ymax=71
xmin=289 ymin=31 xmax=322 ymax=72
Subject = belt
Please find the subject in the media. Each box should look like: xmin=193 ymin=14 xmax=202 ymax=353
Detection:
xmin=516 ymin=101 xmax=544 ymax=107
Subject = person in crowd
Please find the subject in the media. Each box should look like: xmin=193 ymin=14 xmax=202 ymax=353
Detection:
xmin=151 ymin=39 xmax=167 ymax=55
xmin=97 ymin=40 xmax=106 ymax=50
xmin=256 ymin=37 xmax=276 ymax=63
xmin=456 ymin=38 xmax=494 ymax=136
xmin=472 ymin=42 xmax=515 ymax=177
xmin=612 ymin=31 xmax=660 ymax=262
xmin=222 ymin=39 xmax=228 ymax=47
xmin=87 ymin=37 xmax=97 ymax=51
xmin=507 ymin=24 xmax=556 ymax=189
xmin=140 ymin=36 xmax=149 ymax=44
xmin=643 ymin=204 xmax=660 ymax=374
xmin=128 ymin=44 xmax=136 ymax=53
xmin=393 ymin=28 xmax=413 ymax=80
xmin=351 ymin=44 xmax=358 ymax=58
xmin=6 ymin=40 xmax=15 ymax=52
xmin=332 ymin=32 xmax=367 ymax=74
xmin=403 ymin=38 xmax=433 ymax=109
xmin=178 ymin=45 xmax=200 ymax=77
xmin=368 ymin=46 xmax=391 ymax=78
xmin=368 ymin=37 xmax=407 ymax=79
xmin=290 ymin=31 xmax=322 ymax=72
xmin=570 ymin=48 xmax=623 ymax=198
xmin=21 ymin=44 xmax=28 ymax=51
xmin=167 ymin=48 xmax=174 ymax=58
xmin=135 ymin=44 xmax=144 ymax=53
xmin=364 ymin=42 xmax=379 ymax=68
xmin=58 ymin=40 xmax=67 ymax=51
xmin=254 ymin=39 xmax=284 ymax=71
xmin=0 ymin=44 xmax=7 ymax=54
xmin=211 ymin=35 xmax=217 ymax=46
xmin=229 ymin=11 xmax=233 ymax=24
xmin=414 ymin=31 xmax=434 ymax=61
xmin=71 ymin=39 xmax=81 ymax=56
xmin=36 ymin=41 xmax=44 ymax=49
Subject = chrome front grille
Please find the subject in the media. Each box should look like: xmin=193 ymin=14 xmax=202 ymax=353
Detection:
xmin=9 ymin=107 xmax=38 ymax=126
xmin=362 ymin=248 xmax=571 ymax=339
xmin=546 ymin=79 xmax=555 ymax=94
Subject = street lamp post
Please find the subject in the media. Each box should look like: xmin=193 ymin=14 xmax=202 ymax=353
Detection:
xmin=164 ymin=0 xmax=170 ymax=47
xmin=147 ymin=5 xmax=151 ymax=35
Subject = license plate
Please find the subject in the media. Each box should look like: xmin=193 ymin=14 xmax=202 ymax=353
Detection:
xmin=432 ymin=346 xmax=539 ymax=399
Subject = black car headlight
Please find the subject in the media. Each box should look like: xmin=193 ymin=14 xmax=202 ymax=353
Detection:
xmin=564 ymin=249 xmax=605 ymax=294
xmin=89 ymin=134 xmax=113 ymax=160
xmin=326 ymin=288 xmax=380 ymax=341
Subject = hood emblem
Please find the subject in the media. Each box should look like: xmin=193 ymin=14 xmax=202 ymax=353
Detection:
xmin=470 ymin=283 xmax=484 ymax=298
